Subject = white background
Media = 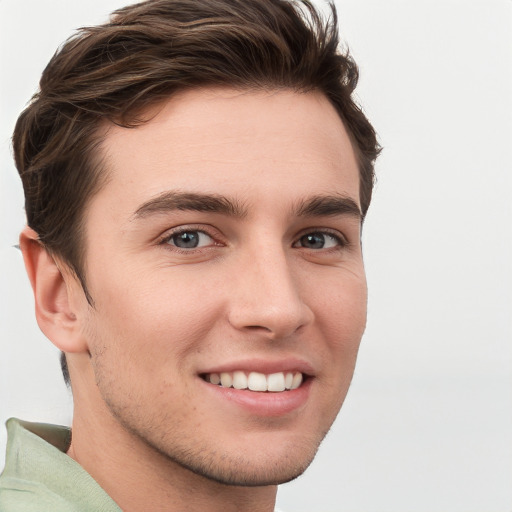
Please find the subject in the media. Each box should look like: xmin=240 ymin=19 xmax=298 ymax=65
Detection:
xmin=1 ymin=1 xmax=511 ymax=511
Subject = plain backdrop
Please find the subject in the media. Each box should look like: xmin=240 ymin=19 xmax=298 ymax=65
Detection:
xmin=1 ymin=1 xmax=511 ymax=511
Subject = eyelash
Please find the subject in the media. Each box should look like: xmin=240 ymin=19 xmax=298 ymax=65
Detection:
xmin=157 ymin=226 xmax=349 ymax=252
xmin=294 ymin=228 xmax=348 ymax=251
xmin=157 ymin=225 xmax=221 ymax=253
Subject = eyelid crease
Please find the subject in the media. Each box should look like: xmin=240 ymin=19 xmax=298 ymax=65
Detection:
xmin=153 ymin=221 xmax=353 ymax=258
xmin=156 ymin=225 xmax=225 ymax=251
xmin=293 ymin=228 xmax=349 ymax=250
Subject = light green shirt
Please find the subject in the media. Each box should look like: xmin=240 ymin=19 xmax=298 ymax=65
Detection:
xmin=0 ymin=418 xmax=120 ymax=511
xmin=1 ymin=418 xmax=286 ymax=512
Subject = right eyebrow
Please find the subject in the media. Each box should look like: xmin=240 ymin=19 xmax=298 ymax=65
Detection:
xmin=131 ymin=191 xmax=248 ymax=220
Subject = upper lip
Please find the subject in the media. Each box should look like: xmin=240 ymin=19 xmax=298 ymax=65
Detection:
xmin=199 ymin=357 xmax=315 ymax=377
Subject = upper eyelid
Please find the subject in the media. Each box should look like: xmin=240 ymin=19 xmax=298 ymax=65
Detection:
xmin=155 ymin=224 xmax=350 ymax=247
xmin=157 ymin=224 xmax=219 ymax=242
xmin=163 ymin=228 xmax=213 ymax=239
xmin=293 ymin=227 xmax=349 ymax=244
xmin=157 ymin=228 xmax=220 ymax=253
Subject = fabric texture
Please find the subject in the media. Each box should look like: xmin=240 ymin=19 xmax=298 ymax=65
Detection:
xmin=0 ymin=418 xmax=286 ymax=511
xmin=0 ymin=418 xmax=120 ymax=512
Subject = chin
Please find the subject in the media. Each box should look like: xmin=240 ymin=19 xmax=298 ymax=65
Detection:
xmin=174 ymin=447 xmax=319 ymax=487
xmin=150 ymin=428 xmax=326 ymax=488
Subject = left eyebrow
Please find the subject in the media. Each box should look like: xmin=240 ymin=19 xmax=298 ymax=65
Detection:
xmin=294 ymin=194 xmax=362 ymax=221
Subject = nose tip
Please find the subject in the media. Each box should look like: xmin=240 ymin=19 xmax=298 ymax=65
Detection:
xmin=229 ymin=297 xmax=313 ymax=340
xmin=238 ymin=313 xmax=312 ymax=340
xmin=227 ymin=255 xmax=314 ymax=340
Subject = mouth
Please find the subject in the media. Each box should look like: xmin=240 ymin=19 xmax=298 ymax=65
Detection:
xmin=201 ymin=371 xmax=305 ymax=392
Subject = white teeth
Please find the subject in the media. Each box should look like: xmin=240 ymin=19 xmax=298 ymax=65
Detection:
xmin=291 ymin=372 xmax=303 ymax=390
xmin=248 ymin=372 xmax=268 ymax=391
xmin=220 ymin=372 xmax=233 ymax=388
xmin=205 ymin=371 xmax=304 ymax=392
xmin=232 ymin=371 xmax=248 ymax=389
xmin=267 ymin=372 xmax=286 ymax=392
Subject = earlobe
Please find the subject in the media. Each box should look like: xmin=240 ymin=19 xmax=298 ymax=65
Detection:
xmin=19 ymin=227 xmax=88 ymax=354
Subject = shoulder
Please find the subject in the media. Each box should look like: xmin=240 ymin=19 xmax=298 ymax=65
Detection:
xmin=0 ymin=482 xmax=82 ymax=512
xmin=1 ymin=418 xmax=119 ymax=512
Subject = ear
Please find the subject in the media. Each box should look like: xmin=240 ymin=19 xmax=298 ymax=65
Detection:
xmin=19 ymin=226 xmax=88 ymax=354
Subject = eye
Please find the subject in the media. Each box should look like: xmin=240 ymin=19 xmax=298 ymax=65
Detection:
xmin=294 ymin=231 xmax=344 ymax=250
xmin=165 ymin=230 xmax=214 ymax=249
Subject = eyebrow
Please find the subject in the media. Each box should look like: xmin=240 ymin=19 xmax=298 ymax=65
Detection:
xmin=133 ymin=191 xmax=248 ymax=219
xmin=132 ymin=191 xmax=362 ymax=222
xmin=295 ymin=194 xmax=362 ymax=221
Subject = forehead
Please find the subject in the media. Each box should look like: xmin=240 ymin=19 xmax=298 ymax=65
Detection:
xmin=95 ymin=88 xmax=360 ymax=218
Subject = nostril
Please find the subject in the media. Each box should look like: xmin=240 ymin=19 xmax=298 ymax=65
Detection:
xmin=245 ymin=325 xmax=272 ymax=332
xmin=227 ymin=281 xmax=314 ymax=339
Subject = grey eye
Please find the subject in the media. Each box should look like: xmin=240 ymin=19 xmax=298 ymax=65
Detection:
xmin=297 ymin=232 xmax=340 ymax=249
xmin=168 ymin=231 xmax=212 ymax=249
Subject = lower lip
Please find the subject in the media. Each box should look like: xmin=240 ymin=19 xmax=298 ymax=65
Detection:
xmin=201 ymin=377 xmax=312 ymax=417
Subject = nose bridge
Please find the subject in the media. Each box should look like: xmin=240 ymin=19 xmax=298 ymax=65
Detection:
xmin=227 ymin=239 xmax=313 ymax=338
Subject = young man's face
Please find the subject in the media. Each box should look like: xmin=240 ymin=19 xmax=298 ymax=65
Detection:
xmin=72 ymin=88 xmax=367 ymax=485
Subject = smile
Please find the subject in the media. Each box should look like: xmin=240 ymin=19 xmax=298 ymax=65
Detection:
xmin=202 ymin=371 xmax=304 ymax=392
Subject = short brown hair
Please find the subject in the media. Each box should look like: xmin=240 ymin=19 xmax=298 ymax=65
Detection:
xmin=13 ymin=0 xmax=380 ymax=382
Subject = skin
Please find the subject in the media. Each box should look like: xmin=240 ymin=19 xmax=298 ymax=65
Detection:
xmin=21 ymin=88 xmax=367 ymax=512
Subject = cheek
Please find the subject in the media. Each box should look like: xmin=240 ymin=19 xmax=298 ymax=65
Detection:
xmin=86 ymin=268 xmax=226 ymax=364
xmin=303 ymin=275 xmax=366 ymax=432
xmin=312 ymin=271 xmax=367 ymax=356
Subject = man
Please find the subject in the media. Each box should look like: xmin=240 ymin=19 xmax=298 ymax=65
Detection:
xmin=0 ymin=0 xmax=379 ymax=510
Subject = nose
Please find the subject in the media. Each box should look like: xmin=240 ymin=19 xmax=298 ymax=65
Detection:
xmin=227 ymin=245 xmax=314 ymax=340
